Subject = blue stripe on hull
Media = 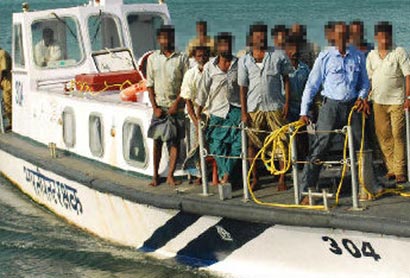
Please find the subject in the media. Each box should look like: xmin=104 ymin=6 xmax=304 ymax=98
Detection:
xmin=139 ymin=212 xmax=201 ymax=252
xmin=176 ymin=218 xmax=271 ymax=267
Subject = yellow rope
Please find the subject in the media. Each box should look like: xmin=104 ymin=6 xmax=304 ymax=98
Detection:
xmin=68 ymin=79 xmax=136 ymax=95
xmin=246 ymin=120 xmax=326 ymax=210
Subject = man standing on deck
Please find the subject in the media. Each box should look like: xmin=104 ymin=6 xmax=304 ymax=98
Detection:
xmin=366 ymin=22 xmax=410 ymax=185
xmin=180 ymin=46 xmax=210 ymax=183
xmin=0 ymin=47 xmax=12 ymax=129
xmin=146 ymin=25 xmax=189 ymax=187
xmin=299 ymin=21 xmax=370 ymax=205
xmin=238 ymin=23 xmax=293 ymax=191
xmin=196 ymin=33 xmax=241 ymax=185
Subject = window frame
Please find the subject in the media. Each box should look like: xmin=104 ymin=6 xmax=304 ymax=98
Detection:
xmin=62 ymin=107 xmax=76 ymax=148
xmin=122 ymin=117 xmax=148 ymax=169
xmin=89 ymin=112 xmax=104 ymax=158
xmin=30 ymin=16 xmax=85 ymax=70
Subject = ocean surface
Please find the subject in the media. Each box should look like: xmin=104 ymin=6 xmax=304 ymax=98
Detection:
xmin=0 ymin=0 xmax=410 ymax=277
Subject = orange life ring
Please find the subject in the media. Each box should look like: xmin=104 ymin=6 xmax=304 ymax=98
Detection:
xmin=137 ymin=50 xmax=154 ymax=80
xmin=120 ymin=80 xmax=147 ymax=102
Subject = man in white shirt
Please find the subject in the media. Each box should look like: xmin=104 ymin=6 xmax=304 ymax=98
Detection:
xmin=34 ymin=28 xmax=62 ymax=67
xmin=366 ymin=22 xmax=410 ymax=184
xmin=180 ymin=46 xmax=210 ymax=182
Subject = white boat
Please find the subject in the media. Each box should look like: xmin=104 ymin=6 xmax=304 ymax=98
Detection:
xmin=1 ymin=1 xmax=410 ymax=277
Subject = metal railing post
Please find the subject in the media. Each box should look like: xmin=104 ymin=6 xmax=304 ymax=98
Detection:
xmin=405 ymin=109 xmax=410 ymax=182
xmin=241 ymin=122 xmax=249 ymax=202
xmin=290 ymin=127 xmax=300 ymax=204
xmin=347 ymin=125 xmax=360 ymax=210
xmin=198 ymin=120 xmax=210 ymax=196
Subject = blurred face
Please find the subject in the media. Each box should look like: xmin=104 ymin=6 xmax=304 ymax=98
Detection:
xmin=217 ymin=39 xmax=232 ymax=58
xmin=194 ymin=49 xmax=209 ymax=67
xmin=251 ymin=31 xmax=267 ymax=50
xmin=157 ymin=31 xmax=175 ymax=52
xmin=274 ymin=31 xmax=286 ymax=48
xmin=375 ymin=31 xmax=392 ymax=50
xmin=334 ymin=23 xmax=348 ymax=45
xmin=43 ymin=29 xmax=54 ymax=46
xmin=286 ymin=43 xmax=299 ymax=67
xmin=196 ymin=24 xmax=207 ymax=37
xmin=349 ymin=24 xmax=363 ymax=45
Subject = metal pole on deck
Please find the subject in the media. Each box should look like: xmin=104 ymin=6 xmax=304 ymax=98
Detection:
xmin=240 ymin=122 xmax=249 ymax=202
xmin=405 ymin=109 xmax=410 ymax=182
xmin=347 ymin=125 xmax=360 ymax=210
xmin=198 ymin=120 xmax=210 ymax=196
xmin=290 ymin=127 xmax=300 ymax=204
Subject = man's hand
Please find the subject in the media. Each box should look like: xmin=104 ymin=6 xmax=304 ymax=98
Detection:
xmin=404 ymin=98 xmax=410 ymax=110
xmin=168 ymin=102 xmax=179 ymax=116
xmin=299 ymin=115 xmax=309 ymax=125
xmin=355 ymin=98 xmax=370 ymax=116
xmin=241 ymin=112 xmax=251 ymax=126
xmin=154 ymin=107 xmax=163 ymax=118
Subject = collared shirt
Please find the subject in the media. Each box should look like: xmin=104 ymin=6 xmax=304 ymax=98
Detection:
xmin=146 ymin=50 xmax=189 ymax=108
xmin=238 ymin=49 xmax=293 ymax=112
xmin=366 ymin=47 xmax=410 ymax=105
xmin=34 ymin=40 xmax=62 ymax=66
xmin=196 ymin=56 xmax=240 ymax=118
xmin=289 ymin=61 xmax=310 ymax=104
xmin=180 ymin=64 xmax=203 ymax=101
xmin=300 ymin=46 xmax=370 ymax=116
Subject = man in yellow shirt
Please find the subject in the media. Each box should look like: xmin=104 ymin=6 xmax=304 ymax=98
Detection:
xmin=0 ymin=47 xmax=12 ymax=128
xmin=366 ymin=22 xmax=410 ymax=184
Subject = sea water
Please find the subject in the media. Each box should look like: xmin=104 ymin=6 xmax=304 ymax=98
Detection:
xmin=1 ymin=0 xmax=410 ymax=277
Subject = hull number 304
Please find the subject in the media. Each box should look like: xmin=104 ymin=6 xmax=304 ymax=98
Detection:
xmin=322 ymin=236 xmax=381 ymax=261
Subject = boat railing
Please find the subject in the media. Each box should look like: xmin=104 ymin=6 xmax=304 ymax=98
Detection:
xmin=195 ymin=112 xmax=410 ymax=211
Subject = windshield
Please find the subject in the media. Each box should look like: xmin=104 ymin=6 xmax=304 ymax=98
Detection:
xmin=88 ymin=13 xmax=123 ymax=52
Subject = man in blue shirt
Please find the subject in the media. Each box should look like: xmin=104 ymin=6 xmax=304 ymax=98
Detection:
xmin=299 ymin=21 xmax=370 ymax=205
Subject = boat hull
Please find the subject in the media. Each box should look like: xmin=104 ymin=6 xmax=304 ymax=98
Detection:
xmin=1 ymin=147 xmax=410 ymax=278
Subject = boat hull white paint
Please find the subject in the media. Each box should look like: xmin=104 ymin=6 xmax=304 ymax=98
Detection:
xmin=1 ymin=148 xmax=410 ymax=278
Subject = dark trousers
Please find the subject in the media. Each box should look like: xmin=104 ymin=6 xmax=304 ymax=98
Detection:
xmin=301 ymin=98 xmax=364 ymax=192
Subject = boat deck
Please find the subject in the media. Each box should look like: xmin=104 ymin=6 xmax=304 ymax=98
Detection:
xmin=2 ymin=131 xmax=410 ymax=237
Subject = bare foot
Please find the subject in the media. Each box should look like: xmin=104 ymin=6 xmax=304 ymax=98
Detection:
xmin=148 ymin=177 xmax=160 ymax=187
xmin=194 ymin=177 xmax=202 ymax=185
xmin=167 ymin=177 xmax=182 ymax=187
xmin=220 ymin=173 xmax=229 ymax=184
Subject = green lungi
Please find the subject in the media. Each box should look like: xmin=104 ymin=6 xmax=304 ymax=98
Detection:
xmin=206 ymin=106 xmax=242 ymax=179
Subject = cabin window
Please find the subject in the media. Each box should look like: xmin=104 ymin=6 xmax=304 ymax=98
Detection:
xmin=123 ymin=119 xmax=147 ymax=167
xmin=13 ymin=24 xmax=25 ymax=67
xmin=31 ymin=17 xmax=83 ymax=68
xmin=88 ymin=13 xmax=122 ymax=52
xmin=127 ymin=13 xmax=165 ymax=59
xmin=62 ymin=107 xmax=76 ymax=148
xmin=89 ymin=113 xmax=104 ymax=157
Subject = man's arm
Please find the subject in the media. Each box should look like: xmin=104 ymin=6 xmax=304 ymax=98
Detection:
xmin=195 ymin=64 xmax=211 ymax=119
xmin=404 ymin=75 xmax=410 ymax=109
xmin=282 ymin=74 xmax=290 ymax=118
xmin=238 ymin=57 xmax=250 ymax=125
xmin=299 ymin=53 xmax=324 ymax=122
xmin=146 ymin=54 xmax=162 ymax=118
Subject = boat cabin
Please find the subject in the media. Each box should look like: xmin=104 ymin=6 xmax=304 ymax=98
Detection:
xmin=10 ymin=0 xmax=182 ymax=177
